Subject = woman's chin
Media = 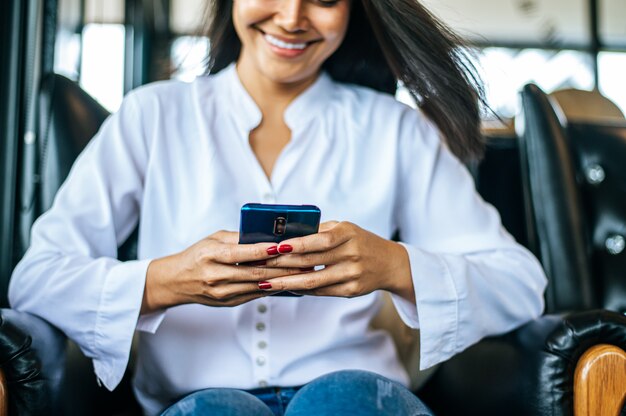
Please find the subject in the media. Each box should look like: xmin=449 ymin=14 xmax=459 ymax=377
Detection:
xmin=256 ymin=61 xmax=320 ymax=86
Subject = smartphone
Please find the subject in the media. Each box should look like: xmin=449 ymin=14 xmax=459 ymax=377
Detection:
xmin=239 ymin=203 xmax=321 ymax=296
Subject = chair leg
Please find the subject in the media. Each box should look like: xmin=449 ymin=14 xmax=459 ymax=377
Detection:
xmin=574 ymin=344 xmax=626 ymax=416
xmin=0 ymin=367 xmax=7 ymax=416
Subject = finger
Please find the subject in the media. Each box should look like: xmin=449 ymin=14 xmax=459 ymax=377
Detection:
xmin=277 ymin=224 xmax=350 ymax=254
xmin=210 ymin=230 xmax=240 ymax=244
xmin=200 ymin=291 xmax=268 ymax=307
xmin=209 ymin=242 xmax=280 ymax=265
xmin=222 ymin=264 xmax=305 ymax=282
xmin=259 ymin=266 xmax=345 ymax=293
xmin=319 ymin=221 xmax=340 ymax=232
xmin=264 ymin=249 xmax=340 ymax=268
xmin=195 ymin=282 xmax=264 ymax=302
xmin=297 ymin=281 xmax=365 ymax=298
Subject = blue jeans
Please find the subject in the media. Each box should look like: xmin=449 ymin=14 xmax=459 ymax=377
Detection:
xmin=161 ymin=370 xmax=435 ymax=415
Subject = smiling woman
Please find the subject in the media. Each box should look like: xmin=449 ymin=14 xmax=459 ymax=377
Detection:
xmin=8 ymin=0 xmax=548 ymax=414
xmin=206 ymin=0 xmax=487 ymax=161
xmin=233 ymin=0 xmax=350 ymax=85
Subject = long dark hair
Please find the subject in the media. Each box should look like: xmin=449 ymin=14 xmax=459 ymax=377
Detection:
xmin=204 ymin=0 xmax=485 ymax=161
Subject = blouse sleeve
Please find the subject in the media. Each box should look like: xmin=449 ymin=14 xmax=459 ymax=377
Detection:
xmin=390 ymin=109 xmax=547 ymax=370
xmin=8 ymin=92 xmax=152 ymax=390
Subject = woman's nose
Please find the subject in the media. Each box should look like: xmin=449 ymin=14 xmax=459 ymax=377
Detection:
xmin=273 ymin=0 xmax=310 ymax=32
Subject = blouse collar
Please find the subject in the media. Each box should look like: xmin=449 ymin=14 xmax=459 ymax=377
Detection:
xmin=217 ymin=63 xmax=333 ymax=133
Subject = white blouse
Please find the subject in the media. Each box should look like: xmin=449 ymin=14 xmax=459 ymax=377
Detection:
xmin=9 ymin=64 xmax=547 ymax=415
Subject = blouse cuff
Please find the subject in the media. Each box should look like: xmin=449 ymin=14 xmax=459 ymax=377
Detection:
xmin=92 ymin=259 xmax=151 ymax=390
xmin=137 ymin=310 xmax=166 ymax=333
xmin=395 ymin=243 xmax=460 ymax=370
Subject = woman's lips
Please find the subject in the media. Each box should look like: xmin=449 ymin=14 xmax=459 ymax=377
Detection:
xmin=259 ymin=30 xmax=319 ymax=58
xmin=264 ymin=33 xmax=308 ymax=50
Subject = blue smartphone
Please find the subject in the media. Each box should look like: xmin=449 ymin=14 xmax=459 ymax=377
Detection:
xmin=239 ymin=203 xmax=321 ymax=296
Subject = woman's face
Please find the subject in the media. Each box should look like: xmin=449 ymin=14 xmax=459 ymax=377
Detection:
xmin=233 ymin=0 xmax=351 ymax=85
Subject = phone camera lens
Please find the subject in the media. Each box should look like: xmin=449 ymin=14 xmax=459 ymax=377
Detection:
xmin=274 ymin=217 xmax=287 ymax=235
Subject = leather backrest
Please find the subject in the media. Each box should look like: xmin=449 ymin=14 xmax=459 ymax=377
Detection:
xmin=37 ymin=74 xmax=111 ymax=213
xmin=474 ymin=134 xmax=528 ymax=248
xmin=567 ymin=121 xmax=626 ymax=312
xmin=517 ymin=84 xmax=596 ymax=313
xmin=21 ymin=73 xmax=138 ymax=263
xmin=550 ymin=89 xmax=625 ymax=123
xmin=15 ymin=73 xmax=110 ymax=262
xmin=16 ymin=74 xmax=110 ymax=265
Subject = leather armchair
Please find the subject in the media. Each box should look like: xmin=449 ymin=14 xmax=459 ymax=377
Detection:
xmin=419 ymin=310 xmax=626 ymax=415
xmin=1 ymin=76 xmax=625 ymax=415
xmin=419 ymin=85 xmax=626 ymax=414
xmin=517 ymin=84 xmax=626 ymax=314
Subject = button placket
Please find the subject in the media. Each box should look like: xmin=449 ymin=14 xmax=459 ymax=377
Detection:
xmin=261 ymin=191 xmax=276 ymax=204
xmin=252 ymin=299 xmax=271 ymax=386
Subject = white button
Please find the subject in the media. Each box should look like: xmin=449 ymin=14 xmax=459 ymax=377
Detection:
xmin=256 ymin=356 xmax=266 ymax=366
xmin=258 ymin=341 xmax=267 ymax=349
xmin=258 ymin=304 xmax=267 ymax=313
xmin=258 ymin=380 xmax=268 ymax=387
xmin=256 ymin=322 xmax=266 ymax=331
xmin=262 ymin=193 xmax=276 ymax=203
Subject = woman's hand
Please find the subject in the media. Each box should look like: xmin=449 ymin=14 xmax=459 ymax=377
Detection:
xmin=260 ymin=222 xmax=416 ymax=302
xmin=141 ymin=230 xmax=302 ymax=314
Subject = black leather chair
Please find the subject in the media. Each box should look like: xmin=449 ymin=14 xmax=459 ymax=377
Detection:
xmin=1 ymin=74 xmax=139 ymax=415
xmin=419 ymin=106 xmax=626 ymax=415
xmin=1 ymin=76 xmax=625 ymax=415
xmin=517 ymin=84 xmax=626 ymax=314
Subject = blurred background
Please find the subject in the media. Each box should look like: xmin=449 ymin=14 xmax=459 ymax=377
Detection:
xmin=1 ymin=2 xmax=625 ymax=414
xmin=53 ymin=0 xmax=626 ymax=118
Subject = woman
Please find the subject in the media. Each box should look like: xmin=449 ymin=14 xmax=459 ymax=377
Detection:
xmin=9 ymin=0 xmax=547 ymax=413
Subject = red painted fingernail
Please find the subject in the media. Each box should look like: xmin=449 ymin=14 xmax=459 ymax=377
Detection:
xmin=267 ymin=246 xmax=279 ymax=255
xmin=248 ymin=260 xmax=267 ymax=266
xmin=278 ymin=244 xmax=293 ymax=254
xmin=258 ymin=281 xmax=272 ymax=290
xmin=300 ymin=267 xmax=314 ymax=272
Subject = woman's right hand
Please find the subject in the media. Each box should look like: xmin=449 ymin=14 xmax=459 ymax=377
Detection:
xmin=140 ymin=230 xmax=298 ymax=313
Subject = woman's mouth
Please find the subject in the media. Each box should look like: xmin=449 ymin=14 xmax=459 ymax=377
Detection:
xmin=264 ymin=33 xmax=308 ymax=50
xmin=260 ymin=31 xmax=318 ymax=58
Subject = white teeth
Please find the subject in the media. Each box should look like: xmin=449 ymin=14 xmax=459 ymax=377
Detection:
xmin=264 ymin=34 xmax=308 ymax=50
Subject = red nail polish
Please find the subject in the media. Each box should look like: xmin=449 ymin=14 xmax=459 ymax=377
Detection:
xmin=278 ymin=244 xmax=293 ymax=254
xmin=267 ymin=246 xmax=279 ymax=255
xmin=248 ymin=260 xmax=267 ymax=266
xmin=259 ymin=281 xmax=272 ymax=290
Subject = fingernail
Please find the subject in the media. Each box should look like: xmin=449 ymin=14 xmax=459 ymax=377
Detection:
xmin=267 ymin=246 xmax=279 ymax=255
xmin=248 ymin=260 xmax=266 ymax=266
xmin=300 ymin=267 xmax=314 ymax=272
xmin=278 ymin=244 xmax=293 ymax=254
xmin=258 ymin=281 xmax=272 ymax=290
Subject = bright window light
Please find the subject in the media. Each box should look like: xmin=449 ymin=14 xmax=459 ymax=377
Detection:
xmin=54 ymin=30 xmax=82 ymax=81
xmin=599 ymin=52 xmax=626 ymax=116
xmin=171 ymin=36 xmax=210 ymax=82
xmin=80 ymin=23 xmax=125 ymax=112
xmin=397 ymin=47 xmax=596 ymax=119
xmin=477 ymin=48 xmax=594 ymax=118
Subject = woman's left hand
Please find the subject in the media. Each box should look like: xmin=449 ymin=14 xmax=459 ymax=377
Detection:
xmin=261 ymin=221 xmax=416 ymax=302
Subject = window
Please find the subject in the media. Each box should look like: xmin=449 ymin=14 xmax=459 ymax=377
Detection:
xmin=170 ymin=36 xmax=209 ymax=82
xmin=477 ymin=48 xmax=594 ymax=118
xmin=599 ymin=52 xmax=626 ymax=114
xmin=54 ymin=0 xmax=126 ymax=112
xmin=80 ymin=23 xmax=126 ymax=112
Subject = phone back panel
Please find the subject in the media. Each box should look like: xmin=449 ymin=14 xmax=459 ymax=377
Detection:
xmin=239 ymin=203 xmax=321 ymax=244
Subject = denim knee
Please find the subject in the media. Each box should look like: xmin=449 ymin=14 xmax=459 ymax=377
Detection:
xmin=285 ymin=370 xmax=434 ymax=416
xmin=161 ymin=388 xmax=274 ymax=416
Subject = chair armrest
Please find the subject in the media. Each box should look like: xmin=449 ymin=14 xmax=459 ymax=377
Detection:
xmin=0 ymin=309 xmax=142 ymax=415
xmin=0 ymin=309 xmax=66 ymax=415
xmin=419 ymin=310 xmax=626 ymax=416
